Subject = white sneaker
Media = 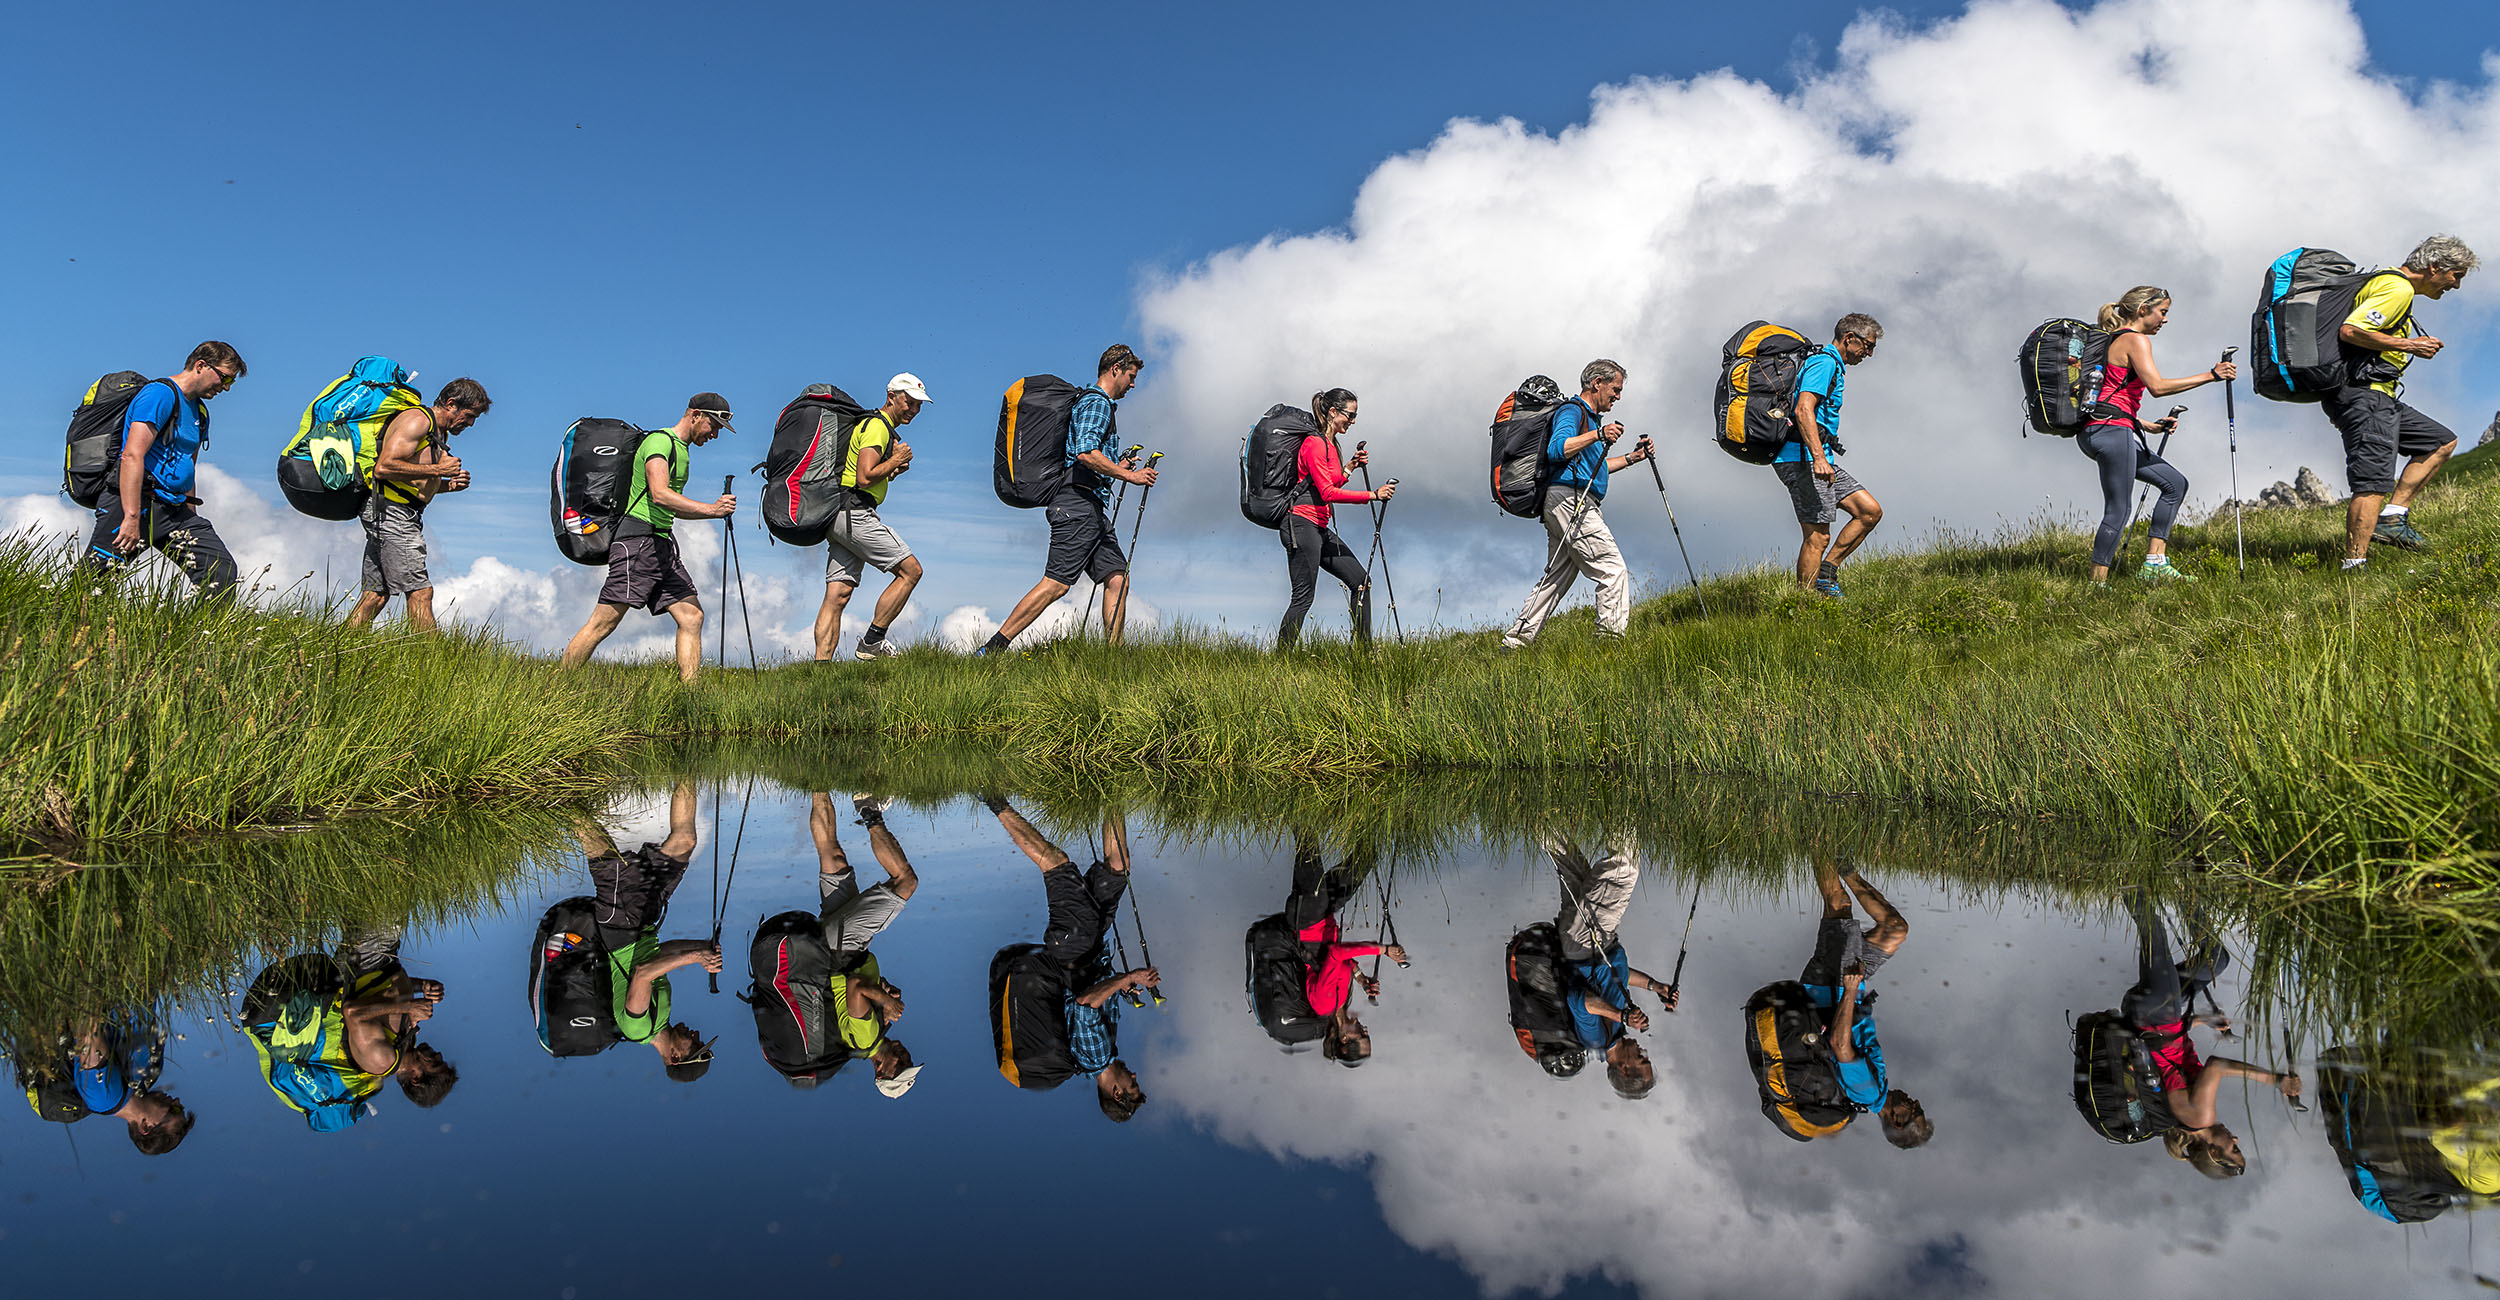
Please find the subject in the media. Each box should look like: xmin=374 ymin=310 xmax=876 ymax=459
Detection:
xmin=1498 ymin=635 xmax=1530 ymax=652
xmin=854 ymin=637 xmax=901 ymax=660
xmin=851 ymin=793 xmax=895 ymax=818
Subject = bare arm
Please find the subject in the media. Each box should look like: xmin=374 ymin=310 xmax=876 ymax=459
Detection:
xmin=1829 ymin=978 xmax=1862 ymax=1062
xmin=645 ymin=455 xmax=732 ymax=520
xmin=855 ymin=440 xmax=913 ymax=483
xmin=1075 ymin=448 xmax=1154 ymax=486
xmin=625 ymin=940 xmax=721 ymax=1014
xmin=371 ymin=408 xmax=458 ymax=486
xmin=2340 ymin=322 xmax=2441 ymax=357
xmin=1605 ymin=436 xmax=1656 ymax=473
xmin=1793 ymin=393 xmax=1833 ymax=476
xmin=2108 ymin=332 xmax=2225 ymax=405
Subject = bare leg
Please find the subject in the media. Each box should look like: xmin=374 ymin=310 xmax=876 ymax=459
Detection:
xmin=345 ymin=591 xmax=388 ymax=630
xmin=1100 ymin=572 xmax=1131 ymax=645
xmin=405 ymin=587 xmax=437 ymax=634
xmin=1841 ymin=864 xmax=1906 ymax=954
xmin=1795 ymin=524 xmax=1831 ymax=589
xmin=560 ymin=603 xmax=629 ymax=669
xmin=1813 ymin=853 xmax=1852 ymax=918
xmin=1827 ymin=490 xmax=1883 ymax=567
xmin=866 ymin=823 xmax=918 ymax=900
xmin=667 ymin=599 xmax=705 ymax=683
xmin=995 ymin=802 xmax=1074 ymax=871
xmin=660 ymin=780 xmax=699 ymax=860
xmin=2345 ymin=492 xmax=2386 ymax=562
xmin=810 ymin=792 xmax=849 ymax=878
xmin=873 ymin=557 xmax=923 ymax=629
xmin=814 ymin=581 xmax=856 ymax=661
xmin=1100 ymin=809 xmax=1131 ymax=875
xmin=995 ymin=577 xmax=1072 ymax=642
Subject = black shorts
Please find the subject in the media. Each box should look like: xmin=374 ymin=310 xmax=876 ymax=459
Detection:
xmin=1800 ymin=914 xmax=1890 ymax=988
xmin=2323 ymin=386 xmax=2455 ymax=496
xmin=591 ymin=844 xmax=691 ymax=949
xmin=599 ymin=533 xmax=700 ymax=615
xmin=1040 ymin=860 xmax=1128 ymax=967
xmin=1043 ymin=495 xmax=1128 ymax=586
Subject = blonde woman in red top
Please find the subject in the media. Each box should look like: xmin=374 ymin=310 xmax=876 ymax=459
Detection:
xmin=1278 ymin=388 xmax=1395 ymax=648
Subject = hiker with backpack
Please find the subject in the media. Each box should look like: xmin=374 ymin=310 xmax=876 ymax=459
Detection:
xmin=558 ymin=396 xmax=737 ymax=682
xmin=2316 ymin=235 xmax=2477 ymax=569
xmin=982 ymin=346 xmax=1158 ymax=653
xmin=812 ymin=375 xmax=930 ymax=662
xmin=1544 ymin=832 xmax=1672 ymax=1099
xmin=344 ymin=379 xmax=492 ymax=632
xmin=1797 ymin=856 xmax=1928 ymax=1146
xmin=1288 ymin=833 xmax=1406 ymax=1065
xmin=14 ymin=1008 xmax=195 ymax=1155
xmin=1770 ymin=316 xmax=1882 ymax=598
xmin=239 ymin=932 xmax=455 ymax=1132
xmin=77 ymin=341 xmax=246 ymax=597
xmin=2076 ymin=290 xmax=2236 ymax=587
xmin=808 ymin=791 xmax=922 ymax=1094
xmin=1500 ymin=361 xmax=1655 ymax=649
xmin=575 ymin=781 xmax=723 ymax=1081
xmin=1276 ymin=388 xmax=1392 ymax=648
xmin=2115 ymin=890 xmax=2296 ymax=1179
xmin=985 ymin=796 xmax=1154 ymax=1120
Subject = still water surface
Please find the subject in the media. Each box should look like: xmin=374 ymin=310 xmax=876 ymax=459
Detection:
xmin=5 ymin=775 xmax=2493 ymax=1298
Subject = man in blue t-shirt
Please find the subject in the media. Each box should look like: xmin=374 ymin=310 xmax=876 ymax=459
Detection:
xmin=1501 ymin=360 xmax=1658 ymax=649
xmin=81 ymin=341 xmax=247 ymax=596
xmin=1797 ymin=854 xmax=1929 ymax=1148
xmin=1546 ymin=834 xmax=1675 ymax=1099
xmin=1770 ymin=315 xmax=1884 ymax=599
xmin=983 ymin=344 xmax=1160 ymax=654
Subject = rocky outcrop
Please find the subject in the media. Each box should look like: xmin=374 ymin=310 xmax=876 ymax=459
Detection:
xmin=2215 ymin=466 xmax=2334 ymax=517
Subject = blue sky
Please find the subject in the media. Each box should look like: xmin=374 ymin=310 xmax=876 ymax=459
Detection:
xmin=4 ymin=0 xmax=2494 ymax=650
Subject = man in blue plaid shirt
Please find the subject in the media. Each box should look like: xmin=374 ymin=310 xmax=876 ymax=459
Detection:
xmin=986 ymin=794 xmax=1155 ymax=1121
xmin=982 ymin=345 xmax=1160 ymax=653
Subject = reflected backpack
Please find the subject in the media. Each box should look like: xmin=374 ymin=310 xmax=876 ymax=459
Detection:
xmin=2251 ymin=248 xmax=2395 ymax=403
xmin=2320 ymin=1046 xmax=2464 ymax=1223
xmin=759 ymin=384 xmax=872 ymax=546
xmin=550 ymin=418 xmax=644 ymax=566
xmin=2016 ymin=319 xmax=2117 ymax=436
xmin=61 ymin=371 xmax=156 ymax=507
xmin=744 ymin=910 xmax=872 ymax=1088
xmin=2070 ymin=1010 xmax=2181 ymax=1144
xmin=996 ymin=375 xmax=1103 ymax=508
xmin=1744 ymin=981 xmax=1860 ymax=1141
xmin=1488 ymin=376 xmax=1567 ymax=518
xmin=990 ymin=944 xmax=1079 ymax=1090
xmin=16 ymin=1011 xmax=166 ymax=1123
xmin=1240 ymin=405 xmax=1319 ymax=530
xmin=277 ymin=357 xmax=424 ymax=520
xmin=1713 ymin=322 xmax=1815 ymax=463
xmin=529 ymin=897 xmax=619 ymax=1058
xmin=1507 ymin=922 xmax=1585 ymax=1076
xmin=241 ymin=954 xmax=383 ymax=1133
xmin=1245 ymin=913 xmax=1327 ymax=1045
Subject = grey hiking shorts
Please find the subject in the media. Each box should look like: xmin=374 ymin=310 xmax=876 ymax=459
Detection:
xmin=819 ymin=873 xmax=910 ymax=960
xmin=1772 ymin=460 xmax=1868 ymax=528
xmin=361 ymin=496 xmax=429 ymax=596
xmin=825 ymin=504 xmax=912 ymax=586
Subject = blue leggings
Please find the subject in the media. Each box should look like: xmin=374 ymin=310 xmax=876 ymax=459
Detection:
xmin=2080 ymin=422 xmax=2187 ymax=569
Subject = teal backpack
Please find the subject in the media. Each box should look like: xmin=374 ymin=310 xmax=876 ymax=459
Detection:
xmin=276 ymin=356 xmax=424 ymax=520
xmin=241 ymin=954 xmax=384 ymax=1133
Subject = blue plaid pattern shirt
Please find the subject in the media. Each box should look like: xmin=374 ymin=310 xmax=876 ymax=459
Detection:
xmin=1064 ymin=387 xmax=1118 ymax=507
xmin=1062 ymin=946 xmax=1120 ymax=1073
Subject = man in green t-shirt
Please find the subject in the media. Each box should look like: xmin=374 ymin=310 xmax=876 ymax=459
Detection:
xmin=579 ymin=779 xmax=722 ymax=1082
xmin=560 ymin=394 xmax=738 ymax=682
xmin=814 ymin=375 xmax=929 ymax=662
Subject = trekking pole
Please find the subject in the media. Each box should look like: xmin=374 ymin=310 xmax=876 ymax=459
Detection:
xmin=722 ymin=474 xmax=757 ymax=669
xmin=716 ymin=476 xmax=733 ymax=670
xmin=1078 ymin=445 xmax=1146 ymax=632
xmin=1641 ymin=443 xmax=1708 ymax=617
xmin=2222 ymin=347 xmax=2244 ymax=577
xmin=1119 ymin=452 xmax=1166 ymax=610
xmin=2126 ymin=408 xmax=2187 ymax=556
xmin=1354 ymin=441 xmax=1405 ymax=642
xmin=1127 ymin=886 xmax=1164 ymax=1009
xmin=1664 ymin=879 xmax=1704 ymax=1009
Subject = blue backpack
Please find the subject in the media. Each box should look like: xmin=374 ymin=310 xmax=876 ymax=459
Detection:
xmin=276 ymin=356 xmax=425 ymax=520
xmin=240 ymin=954 xmax=384 ymax=1133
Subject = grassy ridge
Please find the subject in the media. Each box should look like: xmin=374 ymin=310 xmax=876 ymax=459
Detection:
xmin=0 ymin=539 xmax=636 ymax=843
xmin=651 ymin=448 xmax=2500 ymax=899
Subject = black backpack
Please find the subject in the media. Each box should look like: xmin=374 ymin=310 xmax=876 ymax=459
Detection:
xmin=1507 ymin=923 xmax=1585 ymax=1076
xmin=1488 ymin=376 xmax=1567 ymax=518
xmin=1744 ymin=981 xmax=1861 ymax=1141
xmin=550 ymin=418 xmax=645 ymax=566
xmin=62 ymin=373 xmax=166 ymax=508
xmin=2320 ymin=1046 xmax=2465 ymax=1223
xmin=2249 ymin=248 xmax=2408 ymax=403
xmin=996 ymin=375 xmax=1106 ymax=509
xmin=1713 ymin=322 xmax=1816 ymax=464
xmin=2016 ymin=319 xmax=2119 ymax=436
xmin=990 ymin=944 xmax=1080 ymax=1090
xmin=529 ymin=897 xmax=619 ymax=1058
xmin=1244 ymin=913 xmax=1327 ymax=1045
xmin=744 ymin=910 xmax=871 ymax=1088
xmin=759 ymin=385 xmax=873 ymax=546
xmin=1239 ymin=405 xmax=1318 ymax=530
xmin=2070 ymin=1009 xmax=2182 ymax=1144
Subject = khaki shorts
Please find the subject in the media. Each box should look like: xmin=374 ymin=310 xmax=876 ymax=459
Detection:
xmin=825 ymin=503 xmax=912 ymax=585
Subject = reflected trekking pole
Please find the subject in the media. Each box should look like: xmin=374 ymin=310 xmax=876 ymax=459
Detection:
xmin=2126 ymin=407 xmax=2188 ymax=556
xmin=1079 ymin=445 xmax=1146 ymax=632
xmin=2223 ymin=347 xmax=2245 ymax=577
xmin=708 ymin=775 xmax=754 ymax=995
xmin=1367 ymin=876 xmax=1406 ymax=1006
xmin=722 ymin=475 xmax=757 ymax=669
xmin=1109 ymin=917 xmax=1147 ymax=1009
xmin=1664 ymin=879 xmax=1703 ymax=1010
xmin=1641 ymin=441 xmax=1708 ymax=617
xmin=1355 ymin=441 xmax=1405 ymax=642
xmin=1128 ymin=886 xmax=1164 ymax=1009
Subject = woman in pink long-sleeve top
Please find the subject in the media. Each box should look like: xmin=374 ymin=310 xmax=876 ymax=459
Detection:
xmin=1278 ymin=389 xmax=1396 ymax=648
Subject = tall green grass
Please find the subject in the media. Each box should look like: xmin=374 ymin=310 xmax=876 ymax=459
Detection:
xmin=0 ymin=536 xmax=636 ymax=843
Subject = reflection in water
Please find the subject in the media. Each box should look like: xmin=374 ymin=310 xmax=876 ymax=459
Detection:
xmin=1249 ymin=831 xmax=1407 ymax=1062
xmin=14 ymin=1006 xmax=189 ymax=1154
xmin=2322 ymin=1044 xmax=2500 ymax=1222
xmin=741 ymin=791 xmax=921 ymax=1092
xmin=1744 ymin=856 xmax=1924 ymax=1144
xmin=533 ymin=780 xmax=723 ymax=1079
xmin=987 ymin=797 xmax=1151 ymax=1119
xmin=239 ymin=925 xmax=454 ymax=1132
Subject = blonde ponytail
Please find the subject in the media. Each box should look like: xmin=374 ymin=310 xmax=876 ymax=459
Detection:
xmin=2100 ymin=285 xmax=2171 ymax=332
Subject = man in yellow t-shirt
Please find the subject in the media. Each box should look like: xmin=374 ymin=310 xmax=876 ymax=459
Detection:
xmin=2322 ymin=235 xmax=2478 ymax=568
xmin=812 ymin=791 xmax=921 ymax=1097
xmin=813 ymin=375 xmax=929 ymax=662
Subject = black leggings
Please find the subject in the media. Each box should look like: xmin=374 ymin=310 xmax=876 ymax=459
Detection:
xmin=1284 ymin=834 xmax=1361 ymax=933
xmin=2120 ymin=892 xmax=2230 ymax=1028
xmin=1278 ymin=515 xmax=1370 ymax=647
xmin=2080 ymin=423 xmax=2188 ymax=569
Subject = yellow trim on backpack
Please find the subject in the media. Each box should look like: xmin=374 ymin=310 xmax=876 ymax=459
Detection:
xmin=1726 ymin=325 xmax=1811 ymax=450
xmin=1001 ymin=377 xmax=1027 ymax=482
xmin=996 ymin=972 xmax=1022 ymax=1086
xmin=1753 ymin=1004 xmax=1849 ymax=1138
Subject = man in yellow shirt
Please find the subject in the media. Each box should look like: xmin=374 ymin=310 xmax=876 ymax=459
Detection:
xmin=2323 ymin=235 xmax=2477 ymax=568
xmin=813 ymin=375 xmax=928 ymax=661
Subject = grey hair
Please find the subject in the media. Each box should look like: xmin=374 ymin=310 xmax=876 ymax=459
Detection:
xmin=2403 ymin=234 xmax=2480 ymax=275
xmin=1579 ymin=359 xmax=1625 ymax=391
xmin=1835 ymin=313 xmax=1884 ymax=343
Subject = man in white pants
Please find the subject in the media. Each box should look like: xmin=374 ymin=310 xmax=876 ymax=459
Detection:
xmin=1503 ymin=359 xmax=1655 ymax=648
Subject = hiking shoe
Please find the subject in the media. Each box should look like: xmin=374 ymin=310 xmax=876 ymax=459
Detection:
xmin=854 ymin=637 xmax=900 ymax=660
xmin=973 ymin=644 xmax=998 ymax=658
xmin=852 ymin=792 xmax=894 ymax=824
xmin=1498 ymin=635 xmax=1530 ymax=652
xmin=1812 ymin=577 xmax=1845 ymax=599
xmin=2137 ymin=559 xmax=2197 ymax=584
xmin=2372 ymin=515 xmax=2430 ymax=551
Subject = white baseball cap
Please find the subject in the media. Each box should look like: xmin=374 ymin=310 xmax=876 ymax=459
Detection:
xmin=889 ymin=373 xmax=932 ymax=403
xmin=875 ymin=1064 xmax=924 ymax=1099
